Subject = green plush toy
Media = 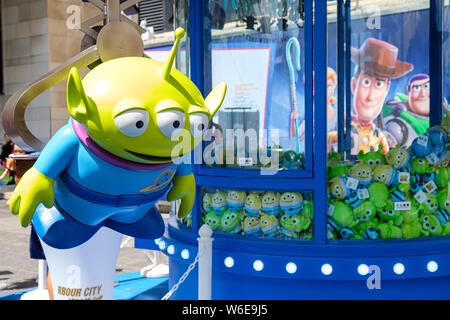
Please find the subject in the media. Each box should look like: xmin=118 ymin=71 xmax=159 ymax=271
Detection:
xmin=379 ymin=199 xmax=403 ymax=227
xmin=385 ymin=145 xmax=410 ymax=169
xmin=357 ymin=145 xmax=386 ymax=170
xmin=260 ymin=213 xmax=281 ymax=237
xmin=377 ymin=222 xmax=403 ymax=239
xmin=368 ymin=182 xmax=389 ymax=210
xmin=211 ymin=190 xmax=228 ymax=215
xmin=352 ymin=200 xmax=377 ymax=223
xmin=202 ymin=192 xmax=212 ymax=213
xmin=203 ymin=210 xmax=222 ymax=231
xmin=348 ymin=162 xmax=372 ymax=187
xmin=244 ymin=192 xmax=262 ymax=217
xmin=280 ymin=213 xmax=310 ymax=238
xmin=435 ymin=167 xmax=449 ymax=189
xmin=220 ymin=209 xmax=242 ymax=234
xmin=242 ymin=215 xmax=261 ymax=236
xmin=328 ymin=200 xmax=357 ymax=228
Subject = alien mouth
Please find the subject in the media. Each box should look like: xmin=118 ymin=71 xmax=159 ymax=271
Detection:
xmin=125 ymin=149 xmax=177 ymax=163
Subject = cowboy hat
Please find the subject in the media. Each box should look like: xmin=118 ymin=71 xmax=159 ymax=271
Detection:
xmin=351 ymin=38 xmax=413 ymax=79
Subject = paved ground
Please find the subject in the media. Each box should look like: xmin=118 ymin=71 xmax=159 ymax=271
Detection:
xmin=0 ymin=184 xmax=167 ymax=298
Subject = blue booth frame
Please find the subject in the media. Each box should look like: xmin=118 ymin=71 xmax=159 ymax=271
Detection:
xmin=136 ymin=0 xmax=450 ymax=299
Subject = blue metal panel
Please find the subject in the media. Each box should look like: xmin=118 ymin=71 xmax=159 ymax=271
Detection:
xmin=312 ymin=0 xmax=328 ymax=244
xmin=345 ymin=0 xmax=352 ymax=157
xmin=430 ymin=0 xmax=444 ymax=126
xmin=195 ymin=175 xmax=320 ymax=193
xmin=189 ymin=0 xmax=205 ymax=95
xmin=337 ymin=0 xmax=345 ymax=153
xmin=303 ymin=0 xmax=314 ymax=179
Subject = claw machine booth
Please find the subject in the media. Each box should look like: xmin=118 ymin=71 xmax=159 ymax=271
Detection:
xmin=136 ymin=0 xmax=450 ymax=299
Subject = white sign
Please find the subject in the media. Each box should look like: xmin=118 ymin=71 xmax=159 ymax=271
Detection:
xmin=394 ymin=201 xmax=411 ymax=211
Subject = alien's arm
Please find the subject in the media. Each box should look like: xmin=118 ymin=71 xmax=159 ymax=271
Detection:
xmin=167 ymin=163 xmax=195 ymax=218
xmin=9 ymin=122 xmax=78 ymax=227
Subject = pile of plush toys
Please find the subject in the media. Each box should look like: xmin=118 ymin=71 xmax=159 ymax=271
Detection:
xmin=199 ymin=189 xmax=313 ymax=239
xmin=327 ymin=121 xmax=449 ymax=240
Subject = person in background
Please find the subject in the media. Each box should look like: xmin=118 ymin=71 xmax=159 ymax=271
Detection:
xmin=0 ymin=134 xmax=15 ymax=185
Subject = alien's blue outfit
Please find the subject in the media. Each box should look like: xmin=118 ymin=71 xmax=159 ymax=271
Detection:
xmin=32 ymin=118 xmax=192 ymax=249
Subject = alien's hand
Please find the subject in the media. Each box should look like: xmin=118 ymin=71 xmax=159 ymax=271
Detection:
xmin=167 ymin=173 xmax=195 ymax=219
xmin=9 ymin=167 xmax=55 ymax=227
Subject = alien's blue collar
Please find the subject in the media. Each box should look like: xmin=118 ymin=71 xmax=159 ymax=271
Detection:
xmin=72 ymin=118 xmax=173 ymax=171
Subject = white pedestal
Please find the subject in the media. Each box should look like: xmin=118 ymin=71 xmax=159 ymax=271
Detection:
xmin=40 ymin=227 xmax=123 ymax=300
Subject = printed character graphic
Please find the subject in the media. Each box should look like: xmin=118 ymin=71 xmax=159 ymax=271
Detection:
xmin=350 ymin=38 xmax=413 ymax=155
xmin=382 ymin=74 xmax=449 ymax=146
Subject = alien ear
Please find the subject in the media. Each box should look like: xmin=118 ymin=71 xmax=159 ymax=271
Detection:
xmin=67 ymin=67 xmax=93 ymax=122
xmin=205 ymin=82 xmax=227 ymax=118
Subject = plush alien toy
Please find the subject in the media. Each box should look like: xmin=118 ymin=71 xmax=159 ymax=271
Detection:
xmin=348 ymin=162 xmax=372 ymax=187
xmin=244 ymin=192 xmax=262 ymax=217
xmin=202 ymin=192 xmax=213 ymax=213
xmin=260 ymin=213 xmax=281 ymax=237
xmin=386 ymin=145 xmax=410 ymax=170
xmin=204 ymin=210 xmax=222 ymax=231
xmin=421 ymin=214 xmax=444 ymax=237
xmin=9 ymin=28 xmax=227 ymax=249
xmin=280 ymin=213 xmax=310 ymax=238
xmin=435 ymin=167 xmax=449 ymax=189
xmin=379 ymin=199 xmax=403 ymax=227
xmin=220 ymin=209 xmax=242 ymax=234
xmin=261 ymin=192 xmax=281 ymax=216
xmin=357 ymin=145 xmax=386 ymax=170
xmin=226 ymin=190 xmax=246 ymax=213
xmin=211 ymin=190 xmax=228 ymax=215
xmin=419 ymin=193 xmax=439 ymax=215
xmin=279 ymin=192 xmax=304 ymax=215
xmin=372 ymin=165 xmax=400 ymax=188
xmin=328 ymin=176 xmax=351 ymax=200
xmin=352 ymin=200 xmax=377 ymax=224
xmin=377 ymin=223 xmax=403 ymax=239
xmin=368 ymin=182 xmax=389 ymax=210
xmin=242 ymin=215 xmax=261 ymax=236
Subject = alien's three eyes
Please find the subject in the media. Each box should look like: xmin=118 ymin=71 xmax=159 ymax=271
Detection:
xmin=114 ymin=108 xmax=209 ymax=138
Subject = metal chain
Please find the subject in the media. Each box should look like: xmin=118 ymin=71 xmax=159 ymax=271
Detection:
xmin=161 ymin=249 xmax=204 ymax=300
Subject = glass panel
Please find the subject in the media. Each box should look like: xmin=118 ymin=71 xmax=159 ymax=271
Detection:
xmin=327 ymin=0 xmax=450 ymax=241
xmin=445 ymin=0 xmax=450 ymax=119
xmin=201 ymin=188 xmax=314 ymax=240
xmin=201 ymin=0 xmax=308 ymax=171
xmin=327 ymin=1 xmax=339 ymax=152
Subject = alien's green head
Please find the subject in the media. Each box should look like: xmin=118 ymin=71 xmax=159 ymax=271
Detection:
xmin=357 ymin=145 xmax=386 ymax=170
xmin=220 ymin=209 xmax=242 ymax=232
xmin=226 ymin=190 xmax=246 ymax=211
xmin=386 ymin=145 xmax=410 ymax=169
xmin=260 ymin=214 xmax=279 ymax=235
xmin=204 ymin=210 xmax=222 ymax=231
xmin=437 ymin=189 xmax=450 ymax=211
xmin=245 ymin=192 xmax=262 ymax=216
xmin=348 ymin=162 xmax=372 ymax=185
xmin=411 ymin=158 xmax=430 ymax=174
xmin=422 ymin=214 xmax=442 ymax=236
xmin=66 ymin=28 xmax=226 ymax=164
xmin=261 ymin=192 xmax=280 ymax=215
xmin=353 ymin=200 xmax=376 ymax=223
xmin=421 ymin=193 xmax=439 ymax=215
xmin=211 ymin=190 xmax=227 ymax=213
xmin=379 ymin=199 xmax=402 ymax=224
xmin=202 ymin=192 xmax=212 ymax=212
